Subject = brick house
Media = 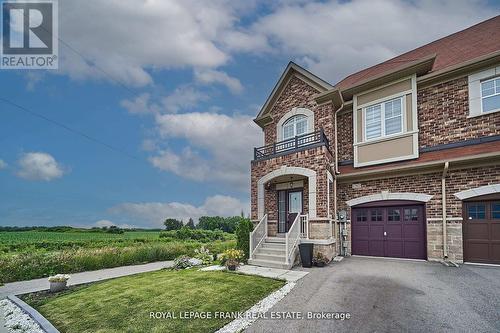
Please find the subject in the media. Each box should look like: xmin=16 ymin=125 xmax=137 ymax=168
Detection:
xmin=249 ymin=16 xmax=500 ymax=269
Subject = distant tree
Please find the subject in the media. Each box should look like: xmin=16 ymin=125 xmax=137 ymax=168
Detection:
xmin=197 ymin=216 xmax=245 ymax=233
xmin=185 ymin=218 xmax=195 ymax=229
xmin=240 ymin=210 xmax=244 ymax=218
xmin=163 ymin=218 xmax=183 ymax=231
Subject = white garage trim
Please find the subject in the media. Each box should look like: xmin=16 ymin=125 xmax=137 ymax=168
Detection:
xmin=257 ymin=166 xmax=317 ymax=219
xmin=346 ymin=191 xmax=433 ymax=207
xmin=454 ymin=184 xmax=500 ymax=200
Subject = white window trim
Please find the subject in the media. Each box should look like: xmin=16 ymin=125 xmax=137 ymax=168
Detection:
xmin=363 ymin=96 xmax=405 ymax=143
xmin=480 ymin=76 xmax=500 ymax=114
xmin=276 ymin=107 xmax=314 ymax=141
xmin=282 ymin=115 xmax=308 ymax=140
xmin=468 ymin=66 xmax=500 ymax=118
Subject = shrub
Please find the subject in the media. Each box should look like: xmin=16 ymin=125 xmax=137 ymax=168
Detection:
xmin=235 ymin=218 xmax=254 ymax=260
xmin=173 ymin=255 xmax=192 ymax=269
xmin=193 ymin=246 xmax=213 ymax=265
xmin=159 ymin=227 xmax=233 ymax=242
xmin=220 ymin=249 xmax=244 ymax=268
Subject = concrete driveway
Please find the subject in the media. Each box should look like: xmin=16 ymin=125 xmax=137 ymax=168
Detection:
xmin=246 ymin=257 xmax=500 ymax=333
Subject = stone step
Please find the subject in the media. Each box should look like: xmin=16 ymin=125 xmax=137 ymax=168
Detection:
xmin=247 ymin=258 xmax=291 ymax=270
xmin=255 ymin=247 xmax=286 ymax=256
xmin=261 ymin=242 xmax=286 ymax=250
xmin=266 ymin=237 xmax=286 ymax=243
xmin=253 ymin=253 xmax=286 ymax=262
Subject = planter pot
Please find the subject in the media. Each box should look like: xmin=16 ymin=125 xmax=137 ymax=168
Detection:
xmin=227 ymin=265 xmax=237 ymax=271
xmin=50 ymin=281 xmax=67 ymax=292
xmin=299 ymin=243 xmax=314 ymax=268
xmin=315 ymin=261 xmax=325 ymax=267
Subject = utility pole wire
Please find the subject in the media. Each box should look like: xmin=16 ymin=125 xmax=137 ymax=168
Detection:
xmin=0 ymin=97 xmax=140 ymax=161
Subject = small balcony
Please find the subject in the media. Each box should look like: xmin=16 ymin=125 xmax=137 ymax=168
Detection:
xmin=253 ymin=129 xmax=330 ymax=161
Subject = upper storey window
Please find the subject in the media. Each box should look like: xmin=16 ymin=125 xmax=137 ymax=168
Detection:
xmin=481 ymin=76 xmax=500 ymax=113
xmin=364 ymin=97 xmax=403 ymax=141
xmin=282 ymin=115 xmax=308 ymax=140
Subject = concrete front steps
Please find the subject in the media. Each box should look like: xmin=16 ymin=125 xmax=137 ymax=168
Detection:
xmin=248 ymin=237 xmax=292 ymax=269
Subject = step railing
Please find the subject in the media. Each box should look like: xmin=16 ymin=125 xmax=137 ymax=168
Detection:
xmin=300 ymin=214 xmax=308 ymax=238
xmin=249 ymin=214 xmax=267 ymax=260
xmin=285 ymin=213 xmax=301 ymax=266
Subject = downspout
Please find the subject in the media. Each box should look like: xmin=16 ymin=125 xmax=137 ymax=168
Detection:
xmin=332 ymin=94 xmax=344 ymax=254
xmin=442 ymin=161 xmax=449 ymax=259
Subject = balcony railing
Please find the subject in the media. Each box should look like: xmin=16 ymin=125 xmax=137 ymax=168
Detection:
xmin=254 ymin=129 xmax=330 ymax=161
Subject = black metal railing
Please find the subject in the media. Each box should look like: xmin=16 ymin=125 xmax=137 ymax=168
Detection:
xmin=254 ymin=129 xmax=330 ymax=160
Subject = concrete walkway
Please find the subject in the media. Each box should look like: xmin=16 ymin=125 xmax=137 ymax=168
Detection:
xmin=0 ymin=261 xmax=173 ymax=298
xmin=238 ymin=265 xmax=308 ymax=282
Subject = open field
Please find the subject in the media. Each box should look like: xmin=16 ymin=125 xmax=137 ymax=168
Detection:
xmin=22 ymin=269 xmax=285 ymax=333
xmin=0 ymin=229 xmax=235 ymax=284
xmin=0 ymin=230 xmax=162 ymax=253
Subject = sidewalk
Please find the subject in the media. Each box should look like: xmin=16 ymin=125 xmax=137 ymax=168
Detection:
xmin=0 ymin=261 xmax=173 ymax=298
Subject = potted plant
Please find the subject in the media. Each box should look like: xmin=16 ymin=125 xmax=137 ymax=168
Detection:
xmin=313 ymin=252 xmax=328 ymax=267
xmin=221 ymin=249 xmax=244 ymax=271
xmin=48 ymin=274 xmax=70 ymax=292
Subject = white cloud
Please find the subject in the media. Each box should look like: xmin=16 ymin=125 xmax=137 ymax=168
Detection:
xmin=162 ymin=86 xmax=208 ymax=113
xmin=109 ymin=195 xmax=248 ymax=227
xmin=194 ymin=68 xmax=243 ymax=94
xmin=16 ymin=152 xmax=66 ymax=181
xmin=247 ymin=0 xmax=495 ymax=83
xmin=57 ymin=0 xmax=245 ymax=86
xmin=0 ymin=159 xmax=7 ymax=170
xmin=120 ymin=93 xmax=160 ymax=115
xmin=151 ymin=112 xmax=261 ymax=190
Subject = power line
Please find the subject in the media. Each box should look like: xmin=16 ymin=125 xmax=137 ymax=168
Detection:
xmin=0 ymin=97 xmax=140 ymax=161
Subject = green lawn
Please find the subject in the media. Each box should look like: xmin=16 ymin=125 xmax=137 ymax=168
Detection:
xmin=24 ymin=269 xmax=285 ymax=333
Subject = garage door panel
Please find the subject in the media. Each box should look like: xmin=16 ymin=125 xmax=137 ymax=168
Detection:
xmin=352 ymin=225 xmax=369 ymax=238
xmin=385 ymin=240 xmax=403 ymax=257
xmin=464 ymin=199 xmax=500 ymax=264
xmin=352 ymin=240 xmax=369 ymax=256
xmin=491 ymin=224 xmax=500 ymax=240
xmin=466 ymin=242 xmax=490 ymax=261
xmin=386 ymin=224 xmax=402 ymax=238
xmin=369 ymin=240 xmax=385 ymax=256
xmin=352 ymin=204 xmax=426 ymax=260
xmin=404 ymin=241 xmax=423 ymax=259
xmin=467 ymin=223 xmax=489 ymax=239
xmin=369 ymin=225 xmax=384 ymax=239
xmin=403 ymin=224 xmax=420 ymax=239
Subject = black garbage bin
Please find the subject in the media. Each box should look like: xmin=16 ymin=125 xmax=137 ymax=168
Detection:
xmin=299 ymin=243 xmax=313 ymax=268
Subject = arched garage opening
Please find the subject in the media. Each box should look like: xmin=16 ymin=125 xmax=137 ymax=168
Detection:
xmin=347 ymin=193 xmax=432 ymax=260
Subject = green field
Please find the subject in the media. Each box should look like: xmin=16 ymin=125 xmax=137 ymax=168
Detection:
xmin=0 ymin=229 xmax=235 ymax=284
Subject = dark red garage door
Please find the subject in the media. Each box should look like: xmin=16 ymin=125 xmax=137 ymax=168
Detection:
xmin=351 ymin=202 xmax=426 ymax=260
xmin=463 ymin=199 xmax=500 ymax=265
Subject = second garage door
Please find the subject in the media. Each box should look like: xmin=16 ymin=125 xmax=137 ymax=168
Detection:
xmin=351 ymin=202 xmax=426 ymax=260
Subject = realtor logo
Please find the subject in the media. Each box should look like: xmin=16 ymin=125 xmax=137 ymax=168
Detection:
xmin=1 ymin=0 xmax=58 ymax=69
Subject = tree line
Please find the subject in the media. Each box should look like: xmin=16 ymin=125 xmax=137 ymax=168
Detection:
xmin=164 ymin=215 xmax=247 ymax=233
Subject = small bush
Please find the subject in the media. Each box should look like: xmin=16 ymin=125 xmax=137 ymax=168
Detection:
xmin=193 ymin=246 xmax=213 ymax=265
xmin=235 ymin=218 xmax=254 ymax=260
xmin=159 ymin=227 xmax=233 ymax=242
xmin=173 ymin=255 xmax=192 ymax=269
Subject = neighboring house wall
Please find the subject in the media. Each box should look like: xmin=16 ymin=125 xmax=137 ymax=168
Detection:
xmin=418 ymin=75 xmax=500 ymax=149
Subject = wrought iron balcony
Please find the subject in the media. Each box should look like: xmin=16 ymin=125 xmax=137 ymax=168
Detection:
xmin=254 ymin=129 xmax=330 ymax=161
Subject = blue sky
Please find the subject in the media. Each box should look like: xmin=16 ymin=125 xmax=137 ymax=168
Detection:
xmin=1 ymin=0 xmax=499 ymax=228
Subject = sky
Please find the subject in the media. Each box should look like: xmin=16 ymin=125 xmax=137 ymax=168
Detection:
xmin=1 ymin=0 xmax=499 ymax=229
